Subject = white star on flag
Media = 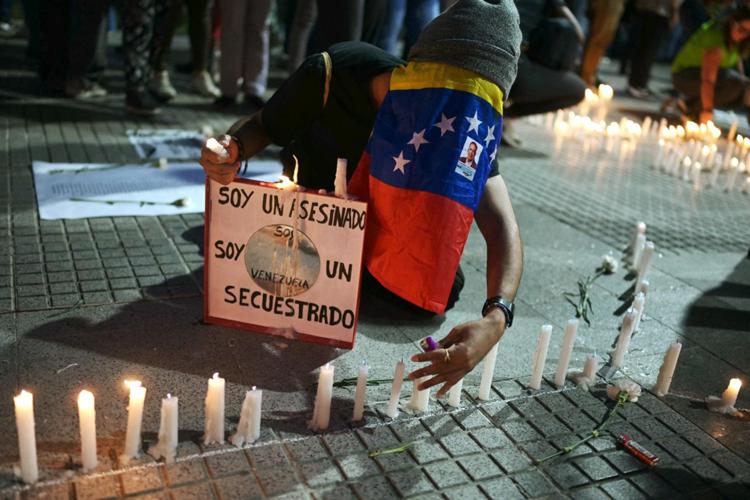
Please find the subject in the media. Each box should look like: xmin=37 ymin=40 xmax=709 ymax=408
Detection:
xmin=489 ymin=147 xmax=497 ymax=162
xmin=392 ymin=151 xmax=411 ymax=174
xmin=433 ymin=113 xmax=456 ymax=136
xmin=465 ymin=110 xmax=482 ymax=134
xmin=407 ymin=129 xmax=429 ymax=152
xmin=484 ymin=124 xmax=496 ymax=147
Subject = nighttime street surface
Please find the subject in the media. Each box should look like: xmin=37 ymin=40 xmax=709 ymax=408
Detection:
xmin=1 ymin=36 xmax=749 ymax=499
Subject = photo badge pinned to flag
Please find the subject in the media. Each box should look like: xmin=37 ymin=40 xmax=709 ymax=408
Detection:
xmin=204 ymin=178 xmax=367 ymax=348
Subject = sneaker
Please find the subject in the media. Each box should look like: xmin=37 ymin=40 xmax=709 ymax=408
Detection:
xmin=244 ymin=93 xmax=266 ymax=113
xmin=213 ymin=94 xmax=237 ymax=109
xmin=191 ymin=70 xmax=220 ymax=98
xmin=150 ymin=70 xmax=177 ymax=101
xmin=627 ymin=85 xmax=651 ymax=99
xmin=126 ymin=89 xmax=162 ymax=116
xmin=65 ymin=79 xmax=107 ymax=99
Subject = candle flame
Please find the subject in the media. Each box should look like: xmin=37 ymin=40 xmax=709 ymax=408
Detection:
xmin=124 ymin=379 xmax=142 ymax=390
xmin=252 ymin=386 xmax=257 ymax=391
xmin=167 ymin=393 xmax=172 ymax=399
xmin=292 ymin=154 xmax=299 ymax=184
xmin=729 ymin=378 xmax=742 ymax=389
xmin=212 ymin=372 xmax=219 ymax=379
xmin=14 ymin=390 xmax=33 ymax=405
xmin=275 ymin=175 xmax=296 ymax=190
xmin=78 ymin=390 xmax=94 ymax=408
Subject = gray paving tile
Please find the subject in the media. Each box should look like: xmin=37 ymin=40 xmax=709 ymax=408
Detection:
xmin=423 ymin=459 xmax=470 ymax=489
xmin=480 ymin=476 xmax=525 ymax=500
xmin=546 ymin=462 xmax=590 ymax=489
xmin=314 ymin=484 xmax=358 ymax=500
xmin=491 ymin=446 xmax=533 ymax=474
xmin=575 ymin=456 xmax=619 ymax=482
xmin=298 ymin=458 xmax=344 ymax=487
xmin=214 ymin=473 xmax=263 ymax=499
xmin=458 ymin=453 xmax=504 ymax=481
xmin=388 ymin=468 xmax=435 ymax=496
xmin=513 ymin=469 xmax=558 ymax=497
xmin=439 ymin=431 xmax=483 ymax=457
xmin=600 ymin=479 xmax=647 ymax=500
xmin=336 ymin=454 xmax=380 ymax=480
xmin=409 ymin=439 xmax=450 ymax=465
xmin=351 ymin=475 xmax=398 ymax=498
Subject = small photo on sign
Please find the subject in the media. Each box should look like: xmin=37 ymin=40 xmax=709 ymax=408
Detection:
xmin=455 ymin=137 xmax=483 ymax=181
xmin=245 ymin=224 xmax=321 ymax=297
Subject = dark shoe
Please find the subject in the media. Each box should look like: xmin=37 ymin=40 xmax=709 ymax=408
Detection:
xmin=213 ymin=94 xmax=237 ymax=109
xmin=125 ymin=90 xmax=161 ymax=117
xmin=244 ymin=93 xmax=266 ymax=112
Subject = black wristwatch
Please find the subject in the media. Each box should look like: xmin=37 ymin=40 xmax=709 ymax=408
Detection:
xmin=482 ymin=296 xmax=514 ymax=327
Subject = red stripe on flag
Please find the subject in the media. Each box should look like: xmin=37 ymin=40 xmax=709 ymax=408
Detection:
xmin=364 ymin=176 xmax=474 ymax=314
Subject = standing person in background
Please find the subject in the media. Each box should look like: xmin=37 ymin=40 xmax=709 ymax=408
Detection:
xmin=215 ymin=0 xmax=273 ymax=111
xmin=151 ymin=0 xmax=220 ymax=101
xmin=671 ymin=4 xmax=750 ymax=123
xmin=286 ymin=0 xmax=317 ymax=71
xmin=580 ymin=0 xmax=627 ymax=87
xmin=372 ymin=0 xmax=440 ymax=56
xmin=311 ymin=0 xmax=365 ymax=52
xmin=627 ymin=0 xmax=681 ymax=98
xmin=123 ymin=0 xmax=173 ymax=115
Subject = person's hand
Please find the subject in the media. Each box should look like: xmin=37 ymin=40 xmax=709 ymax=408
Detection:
xmin=699 ymin=110 xmax=713 ymax=124
xmin=199 ymin=134 xmax=240 ymax=185
xmin=408 ymin=309 xmax=507 ymax=398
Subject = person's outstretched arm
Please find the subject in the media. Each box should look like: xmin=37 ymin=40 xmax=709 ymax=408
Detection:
xmin=409 ymin=174 xmax=523 ymax=397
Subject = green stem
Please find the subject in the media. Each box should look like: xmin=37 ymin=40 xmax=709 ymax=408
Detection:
xmin=368 ymin=442 xmax=413 ymax=457
xmin=537 ymin=392 xmax=627 ymax=464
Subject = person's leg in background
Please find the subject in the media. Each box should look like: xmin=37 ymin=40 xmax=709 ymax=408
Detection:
xmin=361 ymin=0 xmax=390 ymax=47
xmin=65 ymin=0 xmax=109 ymax=97
xmin=286 ymin=0 xmax=316 ymax=71
xmin=217 ymin=0 xmax=247 ymax=107
xmin=38 ymin=0 xmax=70 ymax=94
xmin=149 ymin=0 xmax=181 ymax=100
xmin=0 ymin=0 xmax=13 ymax=30
xmin=313 ymin=0 xmax=364 ymax=52
xmin=373 ymin=0 xmax=405 ymax=55
xmin=627 ymin=9 xmax=669 ymax=96
xmin=580 ymin=0 xmax=626 ymax=87
xmin=186 ymin=0 xmax=220 ymax=97
xmin=672 ymin=68 xmax=746 ymax=118
xmin=404 ymin=0 xmax=438 ymax=54
xmin=123 ymin=0 xmax=162 ymax=115
xmin=241 ymin=0 xmax=273 ymax=112
xmin=506 ymin=56 xmax=587 ymax=118
xmin=20 ymin=0 xmax=41 ymax=59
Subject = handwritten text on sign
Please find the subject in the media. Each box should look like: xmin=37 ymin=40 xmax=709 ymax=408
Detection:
xmin=205 ymin=179 xmax=367 ymax=348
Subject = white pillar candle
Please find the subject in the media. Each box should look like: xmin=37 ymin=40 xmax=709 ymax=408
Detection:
xmin=632 ymin=292 xmax=646 ymax=333
xmin=721 ymin=378 xmax=742 ymax=408
xmin=352 ymin=361 xmax=369 ymax=422
xmin=642 ymin=116 xmax=652 ymax=137
xmin=728 ymin=120 xmax=738 ymax=142
xmin=13 ymin=390 xmax=38 ymax=484
xmin=709 ymin=155 xmax=722 ymax=187
xmin=334 ymin=158 xmax=348 ymax=196
xmin=611 ymin=309 xmax=637 ymax=369
xmin=653 ymin=342 xmax=682 ymax=396
xmin=385 ymin=360 xmax=405 ymax=419
xmin=150 ymin=394 xmax=178 ymax=464
xmin=478 ymin=343 xmax=499 ymax=401
xmin=632 ymin=233 xmax=646 ymax=268
xmin=311 ymin=363 xmax=334 ymax=430
xmin=447 ymin=379 xmax=463 ymax=407
xmin=637 ymin=241 xmax=655 ymax=289
xmin=629 ymin=222 xmax=646 ymax=258
xmin=529 ymin=325 xmax=553 ymax=390
xmin=743 ymin=175 xmax=750 ymax=193
xmin=77 ymin=390 xmax=98 ymax=472
xmin=230 ymin=386 xmax=262 ymax=447
xmin=692 ymin=163 xmax=702 ymax=190
xmin=723 ymin=143 xmax=736 ymax=169
xmin=407 ymin=377 xmax=430 ymax=412
xmin=725 ymin=158 xmax=740 ymax=191
xmin=204 ymin=372 xmax=225 ymax=445
xmin=123 ymin=381 xmax=146 ymax=460
xmin=583 ymin=355 xmax=599 ymax=381
xmin=554 ymin=319 xmax=579 ymax=388
xmin=653 ymin=139 xmax=665 ymax=169
xmin=636 ymin=279 xmax=650 ymax=297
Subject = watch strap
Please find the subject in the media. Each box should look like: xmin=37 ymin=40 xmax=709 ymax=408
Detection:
xmin=482 ymin=296 xmax=514 ymax=327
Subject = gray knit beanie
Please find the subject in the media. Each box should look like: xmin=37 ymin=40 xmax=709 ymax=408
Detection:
xmin=407 ymin=0 xmax=522 ymax=97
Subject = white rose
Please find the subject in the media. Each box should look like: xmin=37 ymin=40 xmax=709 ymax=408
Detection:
xmin=601 ymin=255 xmax=618 ymax=274
xmin=607 ymin=379 xmax=641 ymax=402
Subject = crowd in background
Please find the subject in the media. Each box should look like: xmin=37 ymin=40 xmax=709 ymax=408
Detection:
xmin=1 ymin=0 xmax=749 ymax=131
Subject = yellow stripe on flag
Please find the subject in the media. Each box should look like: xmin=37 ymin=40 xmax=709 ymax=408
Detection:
xmin=390 ymin=61 xmax=504 ymax=115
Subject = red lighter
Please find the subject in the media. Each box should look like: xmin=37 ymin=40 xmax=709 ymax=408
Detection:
xmin=620 ymin=434 xmax=660 ymax=466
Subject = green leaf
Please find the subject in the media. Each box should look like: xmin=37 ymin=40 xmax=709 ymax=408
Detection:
xmin=368 ymin=442 xmax=413 ymax=457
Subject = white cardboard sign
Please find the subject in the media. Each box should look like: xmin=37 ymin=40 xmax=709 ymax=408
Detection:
xmin=204 ymin=178 xmax=367 ymax=348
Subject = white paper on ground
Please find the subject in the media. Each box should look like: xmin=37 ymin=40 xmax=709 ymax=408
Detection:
xmin=712 ymin=109 xmax=749 ymax=136
xmin=127 ymin=129 xmax=205 ymax=159
xmin=32 ymin=161 xmax=283 ymax=220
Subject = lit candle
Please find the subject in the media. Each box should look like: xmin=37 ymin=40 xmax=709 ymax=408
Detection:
xmin=636 ymin=279 xmax=650 ymax=296
xmin=632 ymin=234 xmax=646 ymax=269
xmin=709 ymin=155 xmax=722 ymax=187
xmin=13 ymin=390 xmax=38 ymax=484
xmin=583 ymin=355 xmax=599 ymax=381
xmin=122 ymin=380 xmax=146 ymax=460
xmin=149 ymin=394 xmax=178 ymax=464
xmin=554 ymin=319 xmax=579 ymax=388
xmin=654 ymin=139 xmax=665 ymax=169
xmin=743 ymin=176 xmax=750 ymax=194
xmin=723 ymin=142 xmax=736 ymax=169
xmin=230 ymin=386 xmax=262 ymax=447
xmin=334 ymin=158 xmax=348 ymax=197
xmin=611 ymin=309 xmax=637 ymax=369
xmin=653 ymin=342 xmax=682 ymax=397
xmin=478 ymin=343 xmax=499 ymax=401
xmin=204 ymin=372 xmax=225 ymax=445
xmin=77 ymin=390 xmax=98 ymax=471
xmin=721 ymin=378 xmax=742 ymax=408
xmin=310 ymin=363 xmax=334 ymax=430
xmin=352 ymin=361 xmax=368 ymax=422
xmin=637 ymin=241 xmax=655 ymax=289
xmin=447 ymin=379 xmax=463 ymax=407
xmin=529 ymin=325 xmax=552 ymax=390
xmin=692 ymin=162 xmax=702 ymax=190
xmin=407 ymin=376 xmax=430 ymax=412
xmin=728 ymin=120 xmax=738 ymax=142
xmin=596 ymin=84 xmax=613 ymax=122
xmin=385 ymin=359 xmax=405 ymax=419
xmin=725 ymin=158 xmax=740 ymax=191
xmin=641 ymin=116 xmax=652 ymax=137
xmin=206 ymin=137 xmax=229 ymax=160
xmin=632 ymin=292 xmax=646 ymax=333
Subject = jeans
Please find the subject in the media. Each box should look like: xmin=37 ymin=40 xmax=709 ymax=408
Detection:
xmin=580 ymin=0 xmax=626 ymax=86
xmin=374 ymin=0 xmax=439 ymax=56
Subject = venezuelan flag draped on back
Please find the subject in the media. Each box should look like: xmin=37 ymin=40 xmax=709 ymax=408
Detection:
xmin=348 ymin=61 xmax=504 ymax=313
